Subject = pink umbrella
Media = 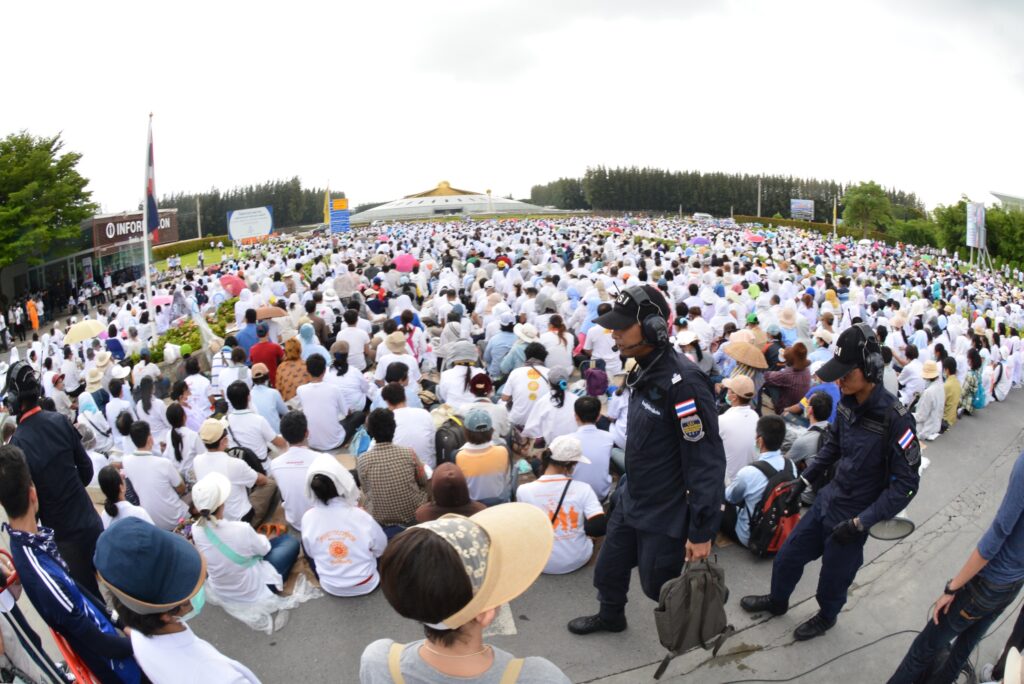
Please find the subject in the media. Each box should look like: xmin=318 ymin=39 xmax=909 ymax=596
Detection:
xmin=151 ymin=295 xmax=173 ymax=307
xmin=393 ymin=253 xmax=419 ymax=272
xmin=834 ymin=243 xmax=848 ymax=251
xmin=376 ymin=235 xmax=389 ymax=242
xmin=219 ymin=274 xmax=246 ymax=297
xmin=744 ymin=231 xmax=765 ymax=244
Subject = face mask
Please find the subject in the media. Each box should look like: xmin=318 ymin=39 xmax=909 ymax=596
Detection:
xmin=179 ymin=586 xmax=206 ymax=622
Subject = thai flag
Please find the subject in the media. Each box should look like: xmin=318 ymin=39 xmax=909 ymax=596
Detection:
xmin=675 ymin=399 xmax=697 ymax=418
xmin=898 ymin=428 xmax=915 ymax=450
xmin=145 ymin=118 xmax=160 ymax=240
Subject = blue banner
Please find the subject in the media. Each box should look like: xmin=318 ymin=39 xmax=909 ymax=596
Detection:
xmin=330 ymin=209 xmax=350 ymax=233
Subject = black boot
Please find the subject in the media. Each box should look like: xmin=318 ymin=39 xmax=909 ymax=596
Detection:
xmin=793 ymin=613 xmax=836 ymax=641
xmin=740 ymin=594 xmax=787 ymax=615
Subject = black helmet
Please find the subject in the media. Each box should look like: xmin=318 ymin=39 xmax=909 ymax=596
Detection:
xmin=4 ymin=361 xmax=41 ymax=415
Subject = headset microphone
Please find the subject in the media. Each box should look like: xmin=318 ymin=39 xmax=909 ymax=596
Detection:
xmin=616 ymin=339 xmax=649 ymax=353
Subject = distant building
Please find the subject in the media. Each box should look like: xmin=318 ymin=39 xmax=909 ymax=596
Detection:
xmin=350 ymin=181 xmax=562 ymax=224
xmin=991 ymin=192 xmax=1024 ymax=212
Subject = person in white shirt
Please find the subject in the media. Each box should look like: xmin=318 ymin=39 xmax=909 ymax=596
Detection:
xmin=336 ymin=313 xmax=372 ymax=374
xmin=301 ymin=453 xmax=387 ymax=597
xmin=296 ymin=354 xmax=350 ymax=451
xmin=374 ymin=331 xmax=422 ymax=389
xmin=382 ymin=383 xmax=437 ymax=469
xmin=121 ymin=422 xmax=190 ymax=531
xmin=190 ymin=473 xmax=300 ymax=605
xmin=183 ymin=357 xmax=213 ymax=430
xmin=516 ymin=435 xmax=606 ymax=574
xmin=104 ymin=376 xmax=136 ymax=432
xmin=539 ymin=315 xmax=575 ymax=374
xmin=163 ymin=402 xmax=205 ymax=485
xmin=97 ymin=464 xmax=154 ymax=529
xmin=582 ymin=315 xmax=622 ymax=377
xmin=218 ymin=347 xmax=253 ymax=393
xmin=325 ymin=340 xmax=370 ymax=436
xmin=267 ymin=411 xmax=321 ymax=531
xmin=718 ymin=375 xmax=760 ymax=485
xmin=136 ymin=376 xmax=171 ymax=448
xmin=455 ymin=373 xmax=511 ymax=441
xmin=224 ymin=381 xmax=287 ymax=468
xmin=569 ymin=396 xmax=614 ymax=501
xmin=522 ymin=366 xmax=578 ymax=444
xmin=501 ymin=343 xmax=551 ymax=427
xmin=436 ymin=342 xmax=481 ymax=408
xmin=913 ymin=360 xmax=944 ymax=441
xmin=898 ymin=345 xmax=927 ymax=407
xmin=93 ymin=517 xmax=263 ymax=684
xmin=195 ymin=419 xmax=270 ymax=522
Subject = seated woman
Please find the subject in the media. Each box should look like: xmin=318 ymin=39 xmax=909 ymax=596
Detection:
xmin=359 ymin=503 xmax=569 ymax=683
xmin=762 ymin=342 xmax=811 ymax=414
xmin=190 ymin=473 xmax=301 ymax=628
xmin=453 ymin=410 xmax=512 ymax=506
xmin=98 ymin=465 xmax=154 ymax=529
xmin=522 ymin=367 xmax=579 ymax=445
xmin=301 ymin=454 xmax=387 ymax=597
xmin=515 ymin=436 xmax=607 ymax=574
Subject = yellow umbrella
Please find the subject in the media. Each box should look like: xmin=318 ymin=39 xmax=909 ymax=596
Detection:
xmin=63 ymin=319 xmax=105 ymax=345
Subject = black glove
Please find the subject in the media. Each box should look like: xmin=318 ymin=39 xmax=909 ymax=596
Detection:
xmin=784 ymin=477 xmax=808 ymax=511
xmin=831 ymin=518 xmax=863 ymax=545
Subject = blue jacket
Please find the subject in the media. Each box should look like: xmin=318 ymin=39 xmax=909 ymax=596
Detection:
xmin=803 ymin=383 xmax=920 ymax=529
xmin=618 ymin=347 xmax=726 ymax=541
xmin=8 ymin=528 xmax=141 ymax=683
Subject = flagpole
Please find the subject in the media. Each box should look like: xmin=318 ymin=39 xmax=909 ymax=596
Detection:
xmin=142 ymin=113 xmax=153 ymax=311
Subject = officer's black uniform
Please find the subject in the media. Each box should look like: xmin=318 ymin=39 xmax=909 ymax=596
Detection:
xmin=765 ymin=355 xmax=920 ymax=626
xmin=592 ymin=345 xmax=726 ymax=621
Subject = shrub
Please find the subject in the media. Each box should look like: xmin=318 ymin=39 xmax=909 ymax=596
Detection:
xmin=152 ymin=235 xmax=229 ymax=261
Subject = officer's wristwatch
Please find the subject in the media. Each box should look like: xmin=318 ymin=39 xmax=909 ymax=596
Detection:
xmin=943 ymin=580 xmax=958 ymax=596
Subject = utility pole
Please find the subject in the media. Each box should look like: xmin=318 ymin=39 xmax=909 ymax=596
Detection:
xmin=833 ymin=196 xmax=838 ymax=239
xmin=196 ymin=197 xmax=203 ymax=239
xmin=757 ymin=177 xmax=762 ymax=217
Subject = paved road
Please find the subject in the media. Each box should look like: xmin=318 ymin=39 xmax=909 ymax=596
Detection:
xmin=191 ymin=391 xmax=1024 ymax=683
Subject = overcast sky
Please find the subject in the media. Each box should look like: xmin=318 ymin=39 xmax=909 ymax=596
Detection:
xmin=3 ymin=0 xmax=1022 ymax=214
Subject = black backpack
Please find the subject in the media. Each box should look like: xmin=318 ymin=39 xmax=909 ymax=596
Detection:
xmin=225 ymin=422 xmax=266 ymax=475
xmin=746 ymin=458 xmax=799 ymax=558
xmin=435 ymin=416 xmax=467 ymax=465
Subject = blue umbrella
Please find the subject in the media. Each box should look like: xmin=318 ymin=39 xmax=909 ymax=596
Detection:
xmin=690 ymin=236 xmax=711 ymax=245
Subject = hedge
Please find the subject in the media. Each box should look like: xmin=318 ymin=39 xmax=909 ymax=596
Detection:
xmin=732 ymin=215 xmax=891 ymax=243
xmin=152 ymin=235 xmax=229 ymax=261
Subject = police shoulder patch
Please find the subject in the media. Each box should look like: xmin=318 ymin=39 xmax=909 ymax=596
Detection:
xmin=897 ymin=426 xmax=920 ymax=467
xmin=680 ymin=415 xmax=705 ymax=442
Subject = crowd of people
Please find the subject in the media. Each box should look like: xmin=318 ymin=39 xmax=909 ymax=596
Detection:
xmin=1 ymin=214 xmax=1024 ymax=682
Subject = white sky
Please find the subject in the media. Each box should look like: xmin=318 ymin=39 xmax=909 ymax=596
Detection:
xmin=3 ymin=0 xmax=1022 ymax=213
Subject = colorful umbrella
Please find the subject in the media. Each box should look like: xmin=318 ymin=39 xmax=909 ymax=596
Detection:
xmin=256 ymin=306 xmax=287 ymax=321
xmin=690 ymin=237 xmax=711 ymax=245
xmin=219 ymin=274 xmax=246 ymax=297
xmin=392 ymin=253 xmax=419 ymax=272
xmin=151 ymin=295 xmax=173 ymax=307
xmin=835 ymin=243 xmax=848 ymax=251
xmin=63 ymin=319 xmax=105 ymax=345
xmin=744 ymin=231 xmax=765 ymax=244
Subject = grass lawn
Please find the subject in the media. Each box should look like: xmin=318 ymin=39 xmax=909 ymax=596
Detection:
xmin=153 ymin=247 xmax=238 ymax=272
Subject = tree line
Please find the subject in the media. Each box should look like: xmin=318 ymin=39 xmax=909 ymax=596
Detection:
xmin=159 ymin=177 xmax=344 ymax=239
xmin=530 ymin=166 xmax=925 ymax=223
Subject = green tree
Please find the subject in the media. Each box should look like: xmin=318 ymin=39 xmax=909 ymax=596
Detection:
xmin=842 ymin=181 xmax=893 ymax=237
xmin=0 ymin=132 xmax=96 ymax=290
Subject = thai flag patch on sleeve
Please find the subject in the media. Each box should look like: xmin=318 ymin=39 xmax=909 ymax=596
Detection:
xmin=897 ymin=428 xmax=915 ymax=450
xmin=675 ymin=399 xmax=697 ymax=418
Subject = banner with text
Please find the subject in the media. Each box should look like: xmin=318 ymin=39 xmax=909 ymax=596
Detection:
xmin=227 ymin=206 xmax=274 ymax=243
xmin=790 ymin=199 xmax=815 ymax=221
xmin=966 ymin=202 xmax=986 ymax=248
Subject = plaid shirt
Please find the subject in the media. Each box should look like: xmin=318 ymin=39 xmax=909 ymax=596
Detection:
xmin=357 ymin=442 xmax=428 ymax=526
xmin=763 ymin=367 xmax=811 ymax=412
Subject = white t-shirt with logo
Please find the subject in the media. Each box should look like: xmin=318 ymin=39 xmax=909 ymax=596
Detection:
xmin=301 ymin=498 xmax=387 ymax=597
xmin=515 ymin=475 xmax=603 ymax=574
xmin=393 ymin=407 xmax=437 ymax=469
xmin=122 ymin=452 xmax=188 ymax=531
xmin=504 ymin=364 xmax=551 ymax=426
xmin=268 ymin=445 xmax=321 ymax=530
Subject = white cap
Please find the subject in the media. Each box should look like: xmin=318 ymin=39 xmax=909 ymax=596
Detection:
xmin=549 ymin=435 xmax=590 ymax=464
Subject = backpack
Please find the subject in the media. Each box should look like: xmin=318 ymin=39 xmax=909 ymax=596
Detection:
xmin=746 ymin=458 xmax=800 ymax=558
xmin=434 ymin=416 xmax=467 ymax=465
xmin=225 ymin=422 xmax=266 ymax=475
xmin=652 ymin=558 xmax=733 ymax=679
xmin=348 ymin=425 xmax=372 ymax=457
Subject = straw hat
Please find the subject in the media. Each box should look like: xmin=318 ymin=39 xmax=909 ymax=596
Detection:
xmin=94 ymin=351 xmax=113 ymax=371
xmin=725 ymin=341 xmax=768 ymax=369
xmin=413 ymin=504 xmax=554 ymax=630
xmin=513 ymin=323 xmax=539 ymax=344
xmin=921 ymin=360 xmax=940 ymax=380
xmin=778 ymin=308 xmax=797 ymax=328
xmin=111 ymin=365 xmax=130 ymax=380
xmin=85 ymin=367 xmax=104 ymax=393
xmin=385 ymin=331 xmax=409 ymax=355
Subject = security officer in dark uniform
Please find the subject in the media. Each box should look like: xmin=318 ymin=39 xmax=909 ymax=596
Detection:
xmin=569 ymin=285 xmax=726 ymax=635
xmin=741 ymin=323 xmax=921 ymax=640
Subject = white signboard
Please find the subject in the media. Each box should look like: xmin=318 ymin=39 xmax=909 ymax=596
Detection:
xmin=966 ymin=202 xmax=985 ymax=248
xmin=227 ymin=206 xmax=274 ymax=242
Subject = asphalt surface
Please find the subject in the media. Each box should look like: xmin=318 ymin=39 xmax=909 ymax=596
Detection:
xmin=181 ymin=389 xmax=1024 ymax=683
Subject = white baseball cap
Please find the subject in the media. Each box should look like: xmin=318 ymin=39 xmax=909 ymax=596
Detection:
xmin=549 ymin=435 xmax=590 ymax=464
